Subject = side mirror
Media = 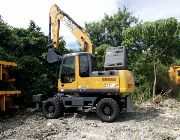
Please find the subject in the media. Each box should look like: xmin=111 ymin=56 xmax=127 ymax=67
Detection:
xmin=47 ymin=48 xmax=63 ymax=63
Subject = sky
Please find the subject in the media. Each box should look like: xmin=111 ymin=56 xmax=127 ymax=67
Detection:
xmin=0 ymin=0 xmax=180 ymax=49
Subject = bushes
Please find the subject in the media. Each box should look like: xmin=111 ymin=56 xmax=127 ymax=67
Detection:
xmin=0 ymin=18 xmax=68 ymax=106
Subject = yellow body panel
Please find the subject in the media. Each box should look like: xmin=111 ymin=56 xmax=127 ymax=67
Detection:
xmin=58 ymin=79 xmax=77 ymax=91
xmin=58 ymin=56 xmax=135 ymax=94
xmin=90 ymin=76 xmax=119 ymax=89
xmin=120 ymin=70 xmax=135 ymax=93
xmin=78 ymin=77 xmax=91 ymax=89
xmin=169 ymin=66 xmax=180 ymax=84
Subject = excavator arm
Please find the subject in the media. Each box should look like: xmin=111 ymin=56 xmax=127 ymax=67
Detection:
xmin=49 ymin=4 xmax=93 ymax=54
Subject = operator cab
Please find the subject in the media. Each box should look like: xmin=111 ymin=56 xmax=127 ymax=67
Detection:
xmin=47 ymin=48 xmax=97 ymax=81
xmin=60 ymin=52 xmax=97 ymax=84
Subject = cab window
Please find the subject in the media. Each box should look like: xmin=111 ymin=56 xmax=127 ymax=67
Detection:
xmin=79 ymin=54 xmax=89 ymax=77
xmin=61 ymin=56 xmax=75 ymax=83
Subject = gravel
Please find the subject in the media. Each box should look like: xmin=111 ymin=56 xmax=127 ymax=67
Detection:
xmin=0 ymin=98 xmax=179 ymax=140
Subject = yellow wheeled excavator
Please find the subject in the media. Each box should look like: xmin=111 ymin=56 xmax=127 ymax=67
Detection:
xmin=33 ymin=4 xmax=135 ymax=122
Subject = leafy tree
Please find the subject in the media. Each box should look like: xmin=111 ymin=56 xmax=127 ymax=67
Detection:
xmin=123 ymin=17 xmax=180 ymax=65
xmin=0 ymin=17 xmax=71 ymax=106
xmin=85 ymin=8 xmax=138 ymax=70
xmin=0 ymin=16 xmax=14 ymax=60
xmin=95 ymin=44 xmax=108 ymax=70
xmin=122 ymin=17 xmax=180 ymax=100
xmin=85 ymin=8 xmax=138 ymax=47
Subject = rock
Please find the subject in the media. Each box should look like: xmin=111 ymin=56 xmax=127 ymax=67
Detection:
xmin=0 ymin=99 xmax=179 ymax=140
xmin=47 ymin=122 xmax=51 ymax=126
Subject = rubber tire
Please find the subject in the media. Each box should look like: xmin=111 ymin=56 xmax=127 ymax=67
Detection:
xmin=42 ymin=97 xmax=64 ymax=119
xmin=96 ymin=98 xmax=119 ymax=122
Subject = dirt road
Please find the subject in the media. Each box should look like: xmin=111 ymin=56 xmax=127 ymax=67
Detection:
xmin=0 ymin=99 xmax=179 ymax=140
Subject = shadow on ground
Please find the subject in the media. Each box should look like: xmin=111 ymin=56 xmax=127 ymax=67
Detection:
xmin=61 ymin=106 xmax=161 ymax=122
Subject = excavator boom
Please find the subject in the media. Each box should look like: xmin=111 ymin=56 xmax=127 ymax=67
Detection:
xmin=49 ymin=4 xmax=93 ymax=54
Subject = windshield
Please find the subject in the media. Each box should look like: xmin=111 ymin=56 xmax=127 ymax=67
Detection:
xmin=60 ymin=56 xmax=75 ymax=83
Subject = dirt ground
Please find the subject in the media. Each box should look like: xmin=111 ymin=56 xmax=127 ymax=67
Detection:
xmin=0 ymin=98 xmax=180 ymax=140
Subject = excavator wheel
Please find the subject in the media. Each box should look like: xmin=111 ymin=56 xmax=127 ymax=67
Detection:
xmin=42 ymin=97 xmax=64 ymax=119
xmin=96 ymin=98 xmax=120 ymax=122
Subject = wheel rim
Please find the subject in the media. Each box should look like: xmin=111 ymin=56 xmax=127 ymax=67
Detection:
xmin=102 ymin=105 xmax=113 ymax=117
xmin=45 ymin=102 xmax=55 ymax=116
xmin=48 ymin=106 xmax=54 ymax=112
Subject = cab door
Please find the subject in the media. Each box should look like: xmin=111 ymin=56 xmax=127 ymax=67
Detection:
xmin=58 ymin=55 xmax=78 ymax=92
xmin=77 ymin=54 xmax=91 ymax=90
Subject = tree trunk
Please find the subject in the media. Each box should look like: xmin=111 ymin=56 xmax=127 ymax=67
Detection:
xmin=153 ymin=60 xmax=156 ymax=101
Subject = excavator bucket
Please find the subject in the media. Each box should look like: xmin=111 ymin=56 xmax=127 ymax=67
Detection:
xmin=47 ymin=48 xmax=63 ymax=63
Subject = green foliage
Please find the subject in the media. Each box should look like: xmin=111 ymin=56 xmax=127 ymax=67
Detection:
xmin=0 ymin=17 xmax=70 ymax=106
xmin=87 ymin=13 xmax=180 ymax=101
xmin=95 ymin=44 xmax=108 ymax=70
xmin=123 ymin=17 xmax=180 ymax=100
xmin=123 ymin=18 xmax=180 ymax=63
xmin=86 ymin=8 xmax=138 ymax=70
xmin=1 ymin=9 xmax=180 ymax=105
xmin=85 ymin=8 xmax=138 ymax=47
